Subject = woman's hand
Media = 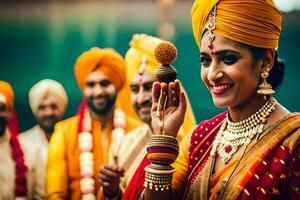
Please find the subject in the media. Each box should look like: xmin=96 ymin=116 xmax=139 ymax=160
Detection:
xmin=151 ymin=80 xmax=187 ymax=138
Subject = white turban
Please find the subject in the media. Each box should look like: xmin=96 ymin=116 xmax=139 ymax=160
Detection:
xmin=29 ymin=79 xmax=68 ymax=115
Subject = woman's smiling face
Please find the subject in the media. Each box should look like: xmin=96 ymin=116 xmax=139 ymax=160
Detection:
xmin=200 ymin=33 xmax=263 ymax=109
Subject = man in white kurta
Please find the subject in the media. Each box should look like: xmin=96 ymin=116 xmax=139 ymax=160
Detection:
xmin=0 ymin=80 xmax=44 ymax=199
xmin=20 ymin=79 xmax=68 ymax=165
xmin=0 ymin=130 xmax=45 ymax=199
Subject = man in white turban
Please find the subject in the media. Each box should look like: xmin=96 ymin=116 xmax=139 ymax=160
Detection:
xmin=20 ymin=79 xmax=68 ymax=165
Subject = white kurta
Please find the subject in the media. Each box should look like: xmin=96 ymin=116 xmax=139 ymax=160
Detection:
xmin=21 ymin=125 xmax=48 ymax=166
xmin=109 ymin=124 xmax=151 ymax=190
xmin=0 ymin=129 xmax=45 ymax=200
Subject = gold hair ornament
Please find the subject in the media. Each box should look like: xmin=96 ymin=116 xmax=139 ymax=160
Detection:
xmin=206 ymin=5 xmax=217 ymax=48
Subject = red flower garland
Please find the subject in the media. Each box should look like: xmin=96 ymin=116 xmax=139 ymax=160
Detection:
xmin=8 ymin=109 xmax=28 ymax=198
xmin=9 ymin=132 xmax=28 ymax=197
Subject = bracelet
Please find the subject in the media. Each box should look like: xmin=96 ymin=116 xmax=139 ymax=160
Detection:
xmin=144 ymin=165 xmax=175 ymax=191
xmin=148 ymin=135 xmax=178 ymax=145
xmin=147 ymin=135 xmax=179 ymax=165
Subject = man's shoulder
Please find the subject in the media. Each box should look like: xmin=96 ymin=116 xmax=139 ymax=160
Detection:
xmin=124 ymin=124 xmax=149 ymax=139
xmin=18 ymin=126 xmax=42 ymax=156
xmin=19 ymin=125 xmax=40 ymax=141
xmin=125 ymin=115 xmax=143 ymax=132
xmin=49 ymin=116 xmax=80 ymax=148
xmin=56 ymin=115 xmax=80 ymax=128
xmin=51 ymin=116 xmax=80 ymax=141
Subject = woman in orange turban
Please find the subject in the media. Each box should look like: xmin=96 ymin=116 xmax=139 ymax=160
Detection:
xmin=123 ymin=0 xmax=300 ymax=200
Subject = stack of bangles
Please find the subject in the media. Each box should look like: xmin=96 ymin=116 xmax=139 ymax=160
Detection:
xmin=145 ymin=135 xmax=179 ymax=191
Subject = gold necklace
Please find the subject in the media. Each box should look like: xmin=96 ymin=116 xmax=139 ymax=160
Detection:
xmin=210 ymin=97 xmax=277 ymax=164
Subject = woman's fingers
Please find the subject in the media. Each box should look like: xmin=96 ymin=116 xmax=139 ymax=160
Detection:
xmin=153 ymin=80 xmax=182 ymax=111
xmin=151 ymin=82 xmax=160 ymax=112
xmin=178 ymin=92 xmax=187 ymax=115
xmin=167 ymin=80 xmax=181 ymax=107
xmin=151 ymin=82 xmax=168 ymax=113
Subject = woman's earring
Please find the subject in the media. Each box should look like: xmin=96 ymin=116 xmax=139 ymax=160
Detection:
xmin=257 ymin=68 xmax=275 ymax=99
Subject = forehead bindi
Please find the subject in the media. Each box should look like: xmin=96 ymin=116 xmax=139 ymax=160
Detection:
xmin=132 ymin=71 xmax=155 ymax=84
xmin=201 ymin=34 xmax=243 ymax=56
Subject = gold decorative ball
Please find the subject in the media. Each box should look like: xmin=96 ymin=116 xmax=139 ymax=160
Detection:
xmin=154 ymin=42 xmax=177 ymax=65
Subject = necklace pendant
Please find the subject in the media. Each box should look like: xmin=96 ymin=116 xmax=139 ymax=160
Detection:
xmin=224 ymin=145 xmax=233 ymax=153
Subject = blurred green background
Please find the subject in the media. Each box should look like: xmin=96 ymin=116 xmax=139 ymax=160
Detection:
xmin=0 ymin=1 xmax=299 ymax=131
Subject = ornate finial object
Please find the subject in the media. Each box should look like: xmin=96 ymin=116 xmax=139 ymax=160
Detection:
xmin=154 ymin=42 xmax=178 ymax=83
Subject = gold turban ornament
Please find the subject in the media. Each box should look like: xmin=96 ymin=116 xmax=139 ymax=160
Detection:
xmin=116 ymin=34 xmax=196 ymax=136
xmin=74 ymin=47 xmax=126 ymax=91
xmin=191 ymin=0 xmax=282 ymax=49
xmin=0 ymin=80 xmax=15 ymax=109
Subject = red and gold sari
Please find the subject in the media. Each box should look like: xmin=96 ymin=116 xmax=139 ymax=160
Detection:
xmin=186 ymin=112 xmax=300 ymax=200
xmin=123 ymin=112 xmax=300 ymax=200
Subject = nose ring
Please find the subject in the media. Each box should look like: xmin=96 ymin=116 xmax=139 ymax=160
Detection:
xmin=216 ymin=72 xmax=223 ymax=79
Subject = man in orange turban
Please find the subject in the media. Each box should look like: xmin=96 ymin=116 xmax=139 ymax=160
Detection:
xmin=0 ymin=80 xmax=45 ymax=199
xmin=46 ymin=48 xmax=141 ymax=200
xmin=98 ymin=34 xmax=196 ymax=199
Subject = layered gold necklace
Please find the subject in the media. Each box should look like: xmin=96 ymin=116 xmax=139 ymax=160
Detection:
xmin=211 ymin=97 xmax=277 ymax=164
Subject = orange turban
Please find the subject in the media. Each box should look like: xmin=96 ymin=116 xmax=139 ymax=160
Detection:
xmin=191 ymin=0 xmax=282 ymax=48
xmin=0 ymin=80 xmax=14 ymax=109
xmin=74 ymin=47 xmax=126 ymax=91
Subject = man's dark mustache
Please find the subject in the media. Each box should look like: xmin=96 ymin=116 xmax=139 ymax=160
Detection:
xmin=92 ymin=95 xmax=109 ymax=101
xmin=41 ymin=116 xmax=56 ymax=122
xmin=136 ymin=100 xmax=152 ymax=110
xmin=92 ymin=93 xmax=109 ymax=99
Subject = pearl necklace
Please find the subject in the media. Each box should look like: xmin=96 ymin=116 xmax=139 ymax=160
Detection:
xmin=211 ymin=97 xmax=277 ymax=164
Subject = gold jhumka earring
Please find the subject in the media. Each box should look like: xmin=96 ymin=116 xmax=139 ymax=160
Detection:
xmin=257 ymin=67 xmax=275 ymax=99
